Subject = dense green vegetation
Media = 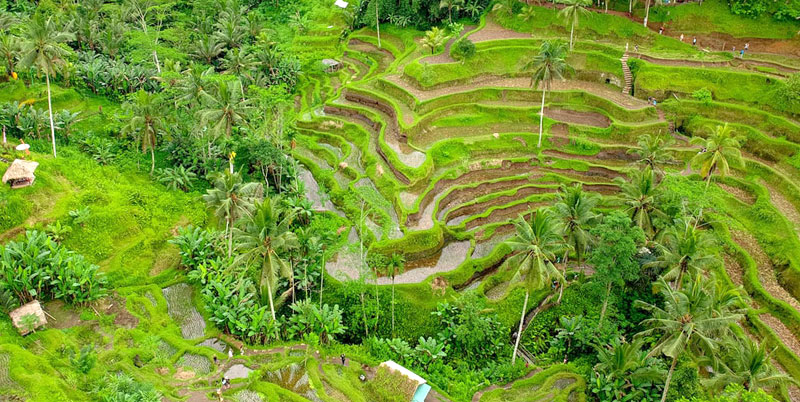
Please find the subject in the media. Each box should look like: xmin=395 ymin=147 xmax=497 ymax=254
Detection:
xmin=1 ymin=0 xmax=800 ymax=401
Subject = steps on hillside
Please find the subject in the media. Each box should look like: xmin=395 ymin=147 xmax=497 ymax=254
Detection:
xmin=621 ymin=54 xmax=632 ymax=95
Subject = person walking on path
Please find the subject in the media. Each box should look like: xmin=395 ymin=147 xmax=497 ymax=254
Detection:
xmin=740 ymin=49 xmax=745 ymax=58
xmin=340 ymin=353 xmax=346 ymax=365
xmin=744 ymin=42 xmax=749 ymax=51
xmin=659 ymin=26 xmax=664 ymax=35
xmin=692 ymin=37 xmax=697 ymax=46
xmin=679 ymin=33 xmax=684 ymax=42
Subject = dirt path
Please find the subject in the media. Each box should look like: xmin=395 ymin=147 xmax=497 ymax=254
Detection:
xmin=762 ymin=180 xmax=800 ymax=233
xmin=468 ymin=19 xmax=531 ymax=43
xmin=730 ymin=230 xmax=800 ymax=313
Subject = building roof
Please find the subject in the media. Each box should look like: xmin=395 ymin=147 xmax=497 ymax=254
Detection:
xmin=380 ymin=360 xmax=427 ymax=386
xmin=2 ymin=159 xmax=39 ymax=183
xmin=9 ymin=300 xmax=47 ymax=335
xmin=322 ymin=58 xmax=341 ymax=67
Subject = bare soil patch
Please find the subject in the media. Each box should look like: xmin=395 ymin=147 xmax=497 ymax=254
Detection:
xmin=762 ymin=180 xmax=800 ymax=230
xmin=378 ymin=240 xmax=471 ymax=284
xmin=544 ymin=107 xmax=610 ymax=128
xmin=717 ymin=183 xmax=756 ymax=205
xmin=730 ymin=230 xmax=800 ymax=313
xmin=468 ymin=19 xmax=530 ymax=42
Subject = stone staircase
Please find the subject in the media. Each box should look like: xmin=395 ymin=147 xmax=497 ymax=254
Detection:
xmin=621 ymin=53 xmax=632 ymax=95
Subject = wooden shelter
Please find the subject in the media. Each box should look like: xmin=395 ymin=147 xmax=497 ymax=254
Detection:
xmin=2 ymin=159 xmax=39 ymax=189
xmin=322 ymin=59 xmax=342 ymax=73
xmin=9 ymin=300 xmax=47 ymax=335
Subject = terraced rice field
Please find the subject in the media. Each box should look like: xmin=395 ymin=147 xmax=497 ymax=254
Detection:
xmin=293 ymin=12 xmax=800 ymax=396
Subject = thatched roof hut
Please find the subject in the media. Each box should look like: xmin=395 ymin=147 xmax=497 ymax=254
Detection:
xmin=9 ymin=300 xmax=47 ymax=335
xmin=2 ymin=159 xmax=39 ymax=189
xmin=322 ymin=59 xmax=342 ymax=73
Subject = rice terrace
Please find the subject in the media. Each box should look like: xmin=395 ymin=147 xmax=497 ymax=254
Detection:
xmin=2 ymin=0 xmax=800 ymax=400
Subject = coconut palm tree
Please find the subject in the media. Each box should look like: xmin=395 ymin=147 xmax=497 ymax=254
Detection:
xmin=381 ymin=253 xmax=405 ymax=336
xmin=643 ymin=0 xmax=662 ymax=27
xmin=552 ymin=183 xmax=598 ymax=301
xmin=492 ymin=0 xmax=518 ymax=16
xmin=440 ymin=0 xmax=464 ymax=23
xmin=645 ymin=218 xmax=718 ymax=289
xmin=192 ymin=35 xmax=224 ymax=64
xmin=122 ymin=90 xmax=164 ymax=174
xmin=614 ymin=167 xmax=665 ymax=238
xmin=690 ymin=124 xmax=745 ymax=191
xmin=524 ymin=41 xmax=571 ymax=148
xmin=629 ymin=133 xmax=675 ymax=175
xmin=0 ymin=33 xmax=19 ymax=78
xmin=558 ymin=0 xmax=591 ymax=50
xmin=505 ymin=209 xmax=567 ymax=365
xmin=635 ymin=277 xmax=743 ymax=402
xmin=710 ymin=337 xmax=798 ymax=392
xmin=421 ymin=27 xmax=448 ymax=55
xmin=203 ymin=171 xmax=262 ymax=257
xmin=18 ymin=15 xmax=74 ymax=158
xmin=235 ymin=197 xmax=299 ymax=320
xmin=198 ymin=79 xmax=254 ymax=138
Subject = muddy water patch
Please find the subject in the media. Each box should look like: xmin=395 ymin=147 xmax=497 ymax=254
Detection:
xmin=179 ymin=353 xmax=211 ymax=375
xmin=225 ymin=364 xmax=254 ymax=380
xmin=473 ymin=233 xmax=513 ymax=259
xmin=379 ymin=241 xmax=471 ymax=284
xmin=199 ymin=338 xmax=228 ymax=354
xmin=163 ymin=283 xmax=205 ymax=340
xmin=298 ymin=168 xmax=344 ymax=216
xmin=0 ymin=353 xmax=15 ymax=389
xmin=235 ymin=390 xmax=263 ymax=402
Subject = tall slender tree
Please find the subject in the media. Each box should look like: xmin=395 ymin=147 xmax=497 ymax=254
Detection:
xmin=382 ymin=253 xmax=405 ymax=336
xmin=18 ymin=15 xmax=74 ymax=158
xmin=643 ymin=0 xmax=662 ymax=27
xmin=614 ymin=167 xmax=665 ymax=238
xmin=122 ymin=90 xmax=164 ymax=174
xmin=524 ymin=41 xmax=571 ymax=148
xmin=645 ymin=218 xmax=718 ymax=289
xmin=552 ymin=183 xmax=598 ymax=301
xmin=628 ymin=133 xmax=675 ymax=175
xmin=558 ymin=0 xmax=591 ymax=50
xmin=505 ymin=209 xmax=567 ymax=365
xmin=710 ymin=337 xmax=798 ymax=392
xmin=198 ymin=79 xmax=254 ymax=138
xmin=235 ymin=197 xmax=298 ymax=320
xmin=203 ymin=171 xmax=262 ymax=257
xmin=690 ymin=124 xmax=745 ymax=190
xmin=635 ymin=277 xmax=742 ymax=402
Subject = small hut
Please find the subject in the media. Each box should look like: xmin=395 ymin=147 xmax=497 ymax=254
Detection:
xmin=322 ymin=58 xmax=342 ymax=73
xmin=2 ymin=159 xmax=39 ymax=189
xmin=9 ymin=300 xmax=47 ymax=335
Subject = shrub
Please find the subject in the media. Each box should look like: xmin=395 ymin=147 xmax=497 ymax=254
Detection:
xmin=692 ymin=88 xmax=713 ymax=106
xmin=169 ymin=226 xmax=221 ymax=269
xmin=96 ymin=373 xmax=162 ymax=402
xmin=0 ymin=230 xmax=108 ymax=306
xmin=70 ymin=344 xmax=97 ymax=374
xmin=451 ymin=38 xmax=476 ymax=62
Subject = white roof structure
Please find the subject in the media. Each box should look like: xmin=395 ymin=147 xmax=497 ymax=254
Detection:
xmin=334 ymin=0 xmax=349 ymax=8
xmin=379 ymin=360 xmax=427 ymax=386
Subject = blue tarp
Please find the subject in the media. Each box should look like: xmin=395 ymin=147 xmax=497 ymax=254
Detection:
xmin=412 ymin=383 xmax=432 ymax=402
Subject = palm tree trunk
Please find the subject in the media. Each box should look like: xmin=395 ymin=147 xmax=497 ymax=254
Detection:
xmin=558 ymin=252 xmax=567 ymax=304
xmin=705 ymin=173 xmax=713 ymax=191
xmin=150 ymin=147 xmax=155 ymax=174
xmin=391 ymin=276 xmax=396 ymax=336
xmin=569 ymin=22 xmax=575 ymax=50
xmin=512 ymin=290 xmax=529 ymax=365
xmin=227 ymin=216 xmax=234 ymax=257
xmin=538 ymin=87 xmax=547 ymax=147
xmin=360 ymin=291 xmax=369 ymax=337
xmin=319 ymin=254 xmax=325 ymax=306
xmin=661 ymin=356 xmax=678 ymax=402
xmin=629 ymin=0 xmax=633 ymax=13
xmin=267 ymin=280 xmax=276 ymax=320
xmin=375 ymin=0 xmax=381 ymax=49
xmin=45 ymin=72 xmax=57 ymax=158
xmin=643 ymin=0 xmax=651 ymax=27
xmin=598 ymin=281 xmax=611 ymax=328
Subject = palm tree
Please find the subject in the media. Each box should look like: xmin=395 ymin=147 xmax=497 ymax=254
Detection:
xmin=0 ymin=33 xmax=19 ymax=78
xmin=643 ymin=0 xmax=662 ymax=27
xmin=629 ymin=133 xmax=675 ymax=174
xmin=235 ymin=197 xmax=298 ymax=320
xmin=645 ymin=218 xmax=718 ymax=289
xmin=122 ymin=90 xmax=164 ymax=174
xmin=492 ymin=0 xmax=518 ymax=16
xmin=421 ymin=27 xmax=448 ymax=55
xmin=710 ymin=337 xmax=798 ymax=392
xmin=203 ymin=171 xmax=262 ymax=257
xmin=558 ymin=0 xmax=590 ymax=50
xmin=552 ymin=183 xmax=598 ymax=301
xmin=198 ymin=79 xmax=254 ymax=138
xmin=505 ymin=209 xmax=567 ymax=365
xmin=524 ymin=41 xmax=571 ymax=148
xmin=381 ymin=253 xmax=405 ymax=336
xmin=690 ymin=124 xmax=745 ymax=191
xmin=614 ymin=167 xmax=665 ymax=238
xmin=440 ymin=0 xmax=464 ymax=23
xmin=635 ymin=277 xmax=743 ymax=402
xmin=18 ymin=15 xmax=74 ymax=158
xmin=192 ymin=36 xmax=224 ymax=64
